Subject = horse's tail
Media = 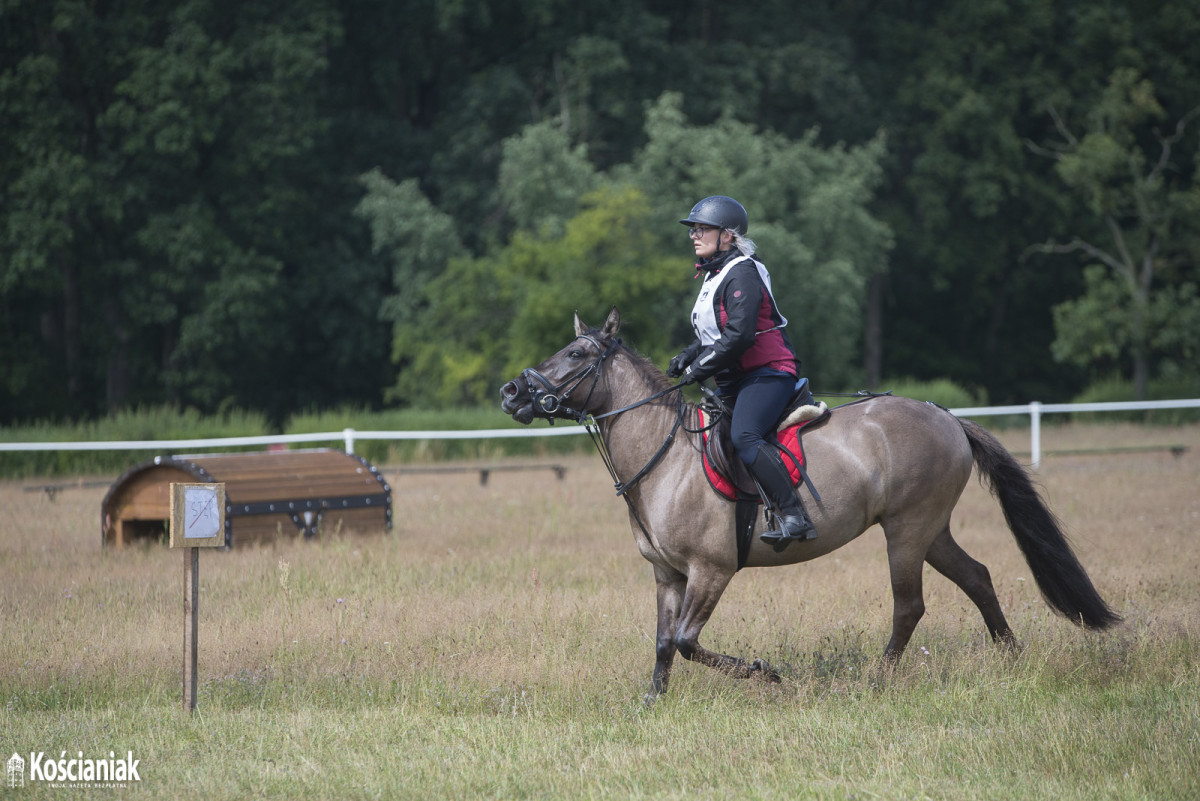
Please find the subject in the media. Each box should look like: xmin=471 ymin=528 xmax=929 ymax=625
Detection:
xmin=959 ymin=418 xmax=1121 ymax=630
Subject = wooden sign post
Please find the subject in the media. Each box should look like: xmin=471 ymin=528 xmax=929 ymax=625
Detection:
xmin=169 ymin=482 xmax=225 ymax=713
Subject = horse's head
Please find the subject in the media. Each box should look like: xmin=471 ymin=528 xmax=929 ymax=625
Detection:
xmin=500 ymin=306 xmax=622 ymax=424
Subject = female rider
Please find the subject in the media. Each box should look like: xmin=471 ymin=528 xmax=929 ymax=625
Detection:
xmin=667 ymin=196 xmax=817 ymax=547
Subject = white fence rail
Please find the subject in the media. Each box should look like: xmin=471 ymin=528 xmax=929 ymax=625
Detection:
xmin=2 ymin=398 xmax=1198 ymax=469
xmin=948 ymin=398 xmax=1200 ymax=467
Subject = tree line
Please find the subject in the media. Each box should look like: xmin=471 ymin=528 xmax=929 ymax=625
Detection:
xmin=2 ymin=0 xmax=1198 ymax=427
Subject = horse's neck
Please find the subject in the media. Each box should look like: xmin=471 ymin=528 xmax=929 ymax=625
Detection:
xmin=596 ymin=360 xmax=687 ymax=478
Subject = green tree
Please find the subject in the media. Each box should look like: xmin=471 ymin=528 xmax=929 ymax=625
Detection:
xmin=0 ymin=0 xmax=350 ymax=423
xmin=1028 ymin=68 xmax=1200 ymax=398
xmin=355 ymin=168 xmax=467 ymax=328
xmin=388 ymin=185 xmax=681 ymax=406
xmin=498 ymin=119 xmax=599 ymax=235
xmin=627 ymin=93 xmax=892 ymax=391
xmin=6 ymin=0 xmax=1200 ymax=427
xmin=854 ymin=0 xmax=1089 ymax=402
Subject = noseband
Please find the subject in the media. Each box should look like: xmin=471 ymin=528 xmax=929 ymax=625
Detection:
xmin=520 ymin=334 xmax=619 ymax=423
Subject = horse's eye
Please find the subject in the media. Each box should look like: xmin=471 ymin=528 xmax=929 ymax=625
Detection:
xmin=569 ymin=350 xmax=583 ymax=359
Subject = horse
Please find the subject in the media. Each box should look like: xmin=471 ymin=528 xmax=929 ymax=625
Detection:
xmin=499 ymin=307 xmax=1120 ymax=698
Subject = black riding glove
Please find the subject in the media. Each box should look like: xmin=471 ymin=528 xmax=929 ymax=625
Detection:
xmin=667 ymin=353 xmax=691 ymax=378
xmin=680 ymin=362 xmax=715 ymax=385
xmin=667 ymin=342 xmax=702 ymax=378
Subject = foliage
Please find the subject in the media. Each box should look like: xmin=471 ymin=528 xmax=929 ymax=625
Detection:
xmin=284 ymin=405 xmax=589 ymax=464
xmin=867 ymin=378 xmax=987 ymax=411
xmin=1030 ymin=68 xmax=1200 ymax=398
xmin=0 ymin=0 xmax=391 ymax=426
xmin=354 ymin=167 xmax=467 ymax=330
xmin=625 ymin=93 xmax=893 ymax=391
xmin=498 ymin=119 xmax=600 ymax=235
xmin=0 ymin=402 xmax=589 ymax=479
xmin=0 ymin=405 xmax=271 ymax=478
xmin=2 ymin=0 xmax=1199 ymax=427
xmin=385 ymin=184 xmax=685 ymax=407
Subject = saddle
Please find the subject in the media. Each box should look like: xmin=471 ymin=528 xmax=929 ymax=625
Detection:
xmin=698 ymin=378 xmax=830 ymax=503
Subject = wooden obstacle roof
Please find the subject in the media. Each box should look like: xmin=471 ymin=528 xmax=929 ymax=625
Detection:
xmin=101 ymin=449 xmax=391 ymax=549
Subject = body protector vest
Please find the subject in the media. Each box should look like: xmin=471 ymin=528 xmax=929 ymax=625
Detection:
xmin=689 ymin=254 xmax=796 ymax=383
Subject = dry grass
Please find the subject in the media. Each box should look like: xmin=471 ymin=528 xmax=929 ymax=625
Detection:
xmin=1 ymin=422 xmax=1198 ymax=799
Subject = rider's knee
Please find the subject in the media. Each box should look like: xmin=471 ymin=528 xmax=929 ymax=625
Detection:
xmin=730 ymin=428 xmax=761 ymax=466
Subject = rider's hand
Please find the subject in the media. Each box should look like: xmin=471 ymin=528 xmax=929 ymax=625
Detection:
xmin=667 ymin=351 xmax=692 ymax=378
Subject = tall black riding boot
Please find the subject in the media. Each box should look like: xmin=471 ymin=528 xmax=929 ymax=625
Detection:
xmin=748 ymin=442 xmax=817 ymax=547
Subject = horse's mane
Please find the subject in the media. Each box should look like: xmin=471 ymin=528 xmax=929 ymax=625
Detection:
xmin=584 ymin=328 xmax=678 ymax=399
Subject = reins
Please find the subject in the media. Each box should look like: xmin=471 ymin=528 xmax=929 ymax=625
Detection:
xmin=590 ymin=382 xmax=683 ymax=421
xmin=583 ymin=381 xmax=689 ymax=545
xmin=585 ymin=390 xmax=687 ymax=497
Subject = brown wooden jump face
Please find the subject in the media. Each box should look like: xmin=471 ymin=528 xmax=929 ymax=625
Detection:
xmin=101 ymin=449 xmax=392 ymax=549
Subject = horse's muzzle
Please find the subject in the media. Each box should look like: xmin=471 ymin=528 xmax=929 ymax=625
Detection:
xmin=500 ymin=380 xmax=535 ymax=425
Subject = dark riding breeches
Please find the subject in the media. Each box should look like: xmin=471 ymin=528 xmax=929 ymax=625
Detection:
xmin=725 ymin=373 xmax=796 ymax=466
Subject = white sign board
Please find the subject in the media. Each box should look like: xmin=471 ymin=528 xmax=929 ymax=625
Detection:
xmin=169 ymin=483 xmax=225 ymax=548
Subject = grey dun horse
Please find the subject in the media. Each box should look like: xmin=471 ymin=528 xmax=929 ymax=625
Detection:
xmin=500 ymin=308 xmax=1120 ymax=698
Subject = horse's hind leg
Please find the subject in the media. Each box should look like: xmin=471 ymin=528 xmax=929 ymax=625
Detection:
xmin=883 ymin=536 xmax=927 ymax=663
xmin=924 ymin=526 xmax=1016 ymax=648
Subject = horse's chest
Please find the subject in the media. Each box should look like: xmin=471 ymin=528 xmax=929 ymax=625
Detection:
xmin=629 ymin=513 xmax=721 ymax=574
xmin=633 ymin=530 xmax=665 ymax=565
xmin=628 ymin=516 xmax=678 ymax=569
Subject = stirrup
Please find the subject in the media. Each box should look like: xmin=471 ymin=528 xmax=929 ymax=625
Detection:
xmin=759 ymin=513 xmax=817 ymax=550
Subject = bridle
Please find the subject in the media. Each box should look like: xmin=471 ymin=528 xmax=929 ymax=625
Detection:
xmin=515 ymin=333 xmax=731 ymax=539
xmin=519 ymin=333 xmax=701 ymax=428
xmin=519 ymin=334 xmax=618 ymax=424
xmin=517 ymin=333 xmax=700 ymax=491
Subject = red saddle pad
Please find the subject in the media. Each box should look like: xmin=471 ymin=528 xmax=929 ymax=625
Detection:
xmin=698 ymin=407 xmax=817 ymax=502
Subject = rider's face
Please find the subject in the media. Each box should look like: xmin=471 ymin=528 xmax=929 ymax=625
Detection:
xmin=690 ymin=225 xmax=722 ymax=259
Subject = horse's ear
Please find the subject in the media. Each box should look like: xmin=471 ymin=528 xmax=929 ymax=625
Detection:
xmin=600 ymin=306 xmax=621 ymax=338
xmin=573 ymin=311 xmax=588 ymax=337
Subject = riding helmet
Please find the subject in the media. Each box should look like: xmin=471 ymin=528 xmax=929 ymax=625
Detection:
xmin=679 ymin=196 xmax=749 ymax=235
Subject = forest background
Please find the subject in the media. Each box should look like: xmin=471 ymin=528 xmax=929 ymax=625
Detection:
xmin=3 ymin=0 xmax=1200 ymax=429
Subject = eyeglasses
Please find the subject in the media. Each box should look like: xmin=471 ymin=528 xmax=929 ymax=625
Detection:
xmin=688 ymin=225 xmax=718 ymax=239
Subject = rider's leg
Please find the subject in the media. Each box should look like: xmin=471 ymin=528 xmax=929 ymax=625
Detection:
xmin=747 ymin=442 xmax=817 ymax=545
xmin=729 ymin=375 xmax=817 ymax=546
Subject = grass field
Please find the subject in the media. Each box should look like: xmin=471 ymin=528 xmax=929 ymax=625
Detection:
xmin=2 ymin=422 xmax=1198 ymax=799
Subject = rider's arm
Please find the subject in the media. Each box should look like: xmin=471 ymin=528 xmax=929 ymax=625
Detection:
xmin=685 ymin=265 xmax=763 ymax=381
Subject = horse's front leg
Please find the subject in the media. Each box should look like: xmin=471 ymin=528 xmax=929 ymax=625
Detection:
xmin=648 ymin=565 xmax=685 ymax=701
xmin=673 ymin=568 xmax=781 ymax=684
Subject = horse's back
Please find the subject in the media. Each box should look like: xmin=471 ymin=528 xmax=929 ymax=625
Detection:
xmin=811 ymin=394 xmax=970 ymax=465
xmin=792 ymin=395 xmax=973 ymax=548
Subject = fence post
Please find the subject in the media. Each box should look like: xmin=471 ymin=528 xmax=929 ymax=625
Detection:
xmin=1030 ymin=402 xmax=1042 ymax=469
xmin=343 ymin=428 xmax=356 ymax=455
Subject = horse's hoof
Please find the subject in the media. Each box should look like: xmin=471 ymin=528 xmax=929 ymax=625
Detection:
xmin=750 ymin=659 xmax=782 ymax=683
xmin=996 ymin=633 xmax=1023 ymax=658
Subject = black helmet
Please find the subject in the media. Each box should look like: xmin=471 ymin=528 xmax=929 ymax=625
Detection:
xmin=679 ymin=196 xmax=748 ymax=235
